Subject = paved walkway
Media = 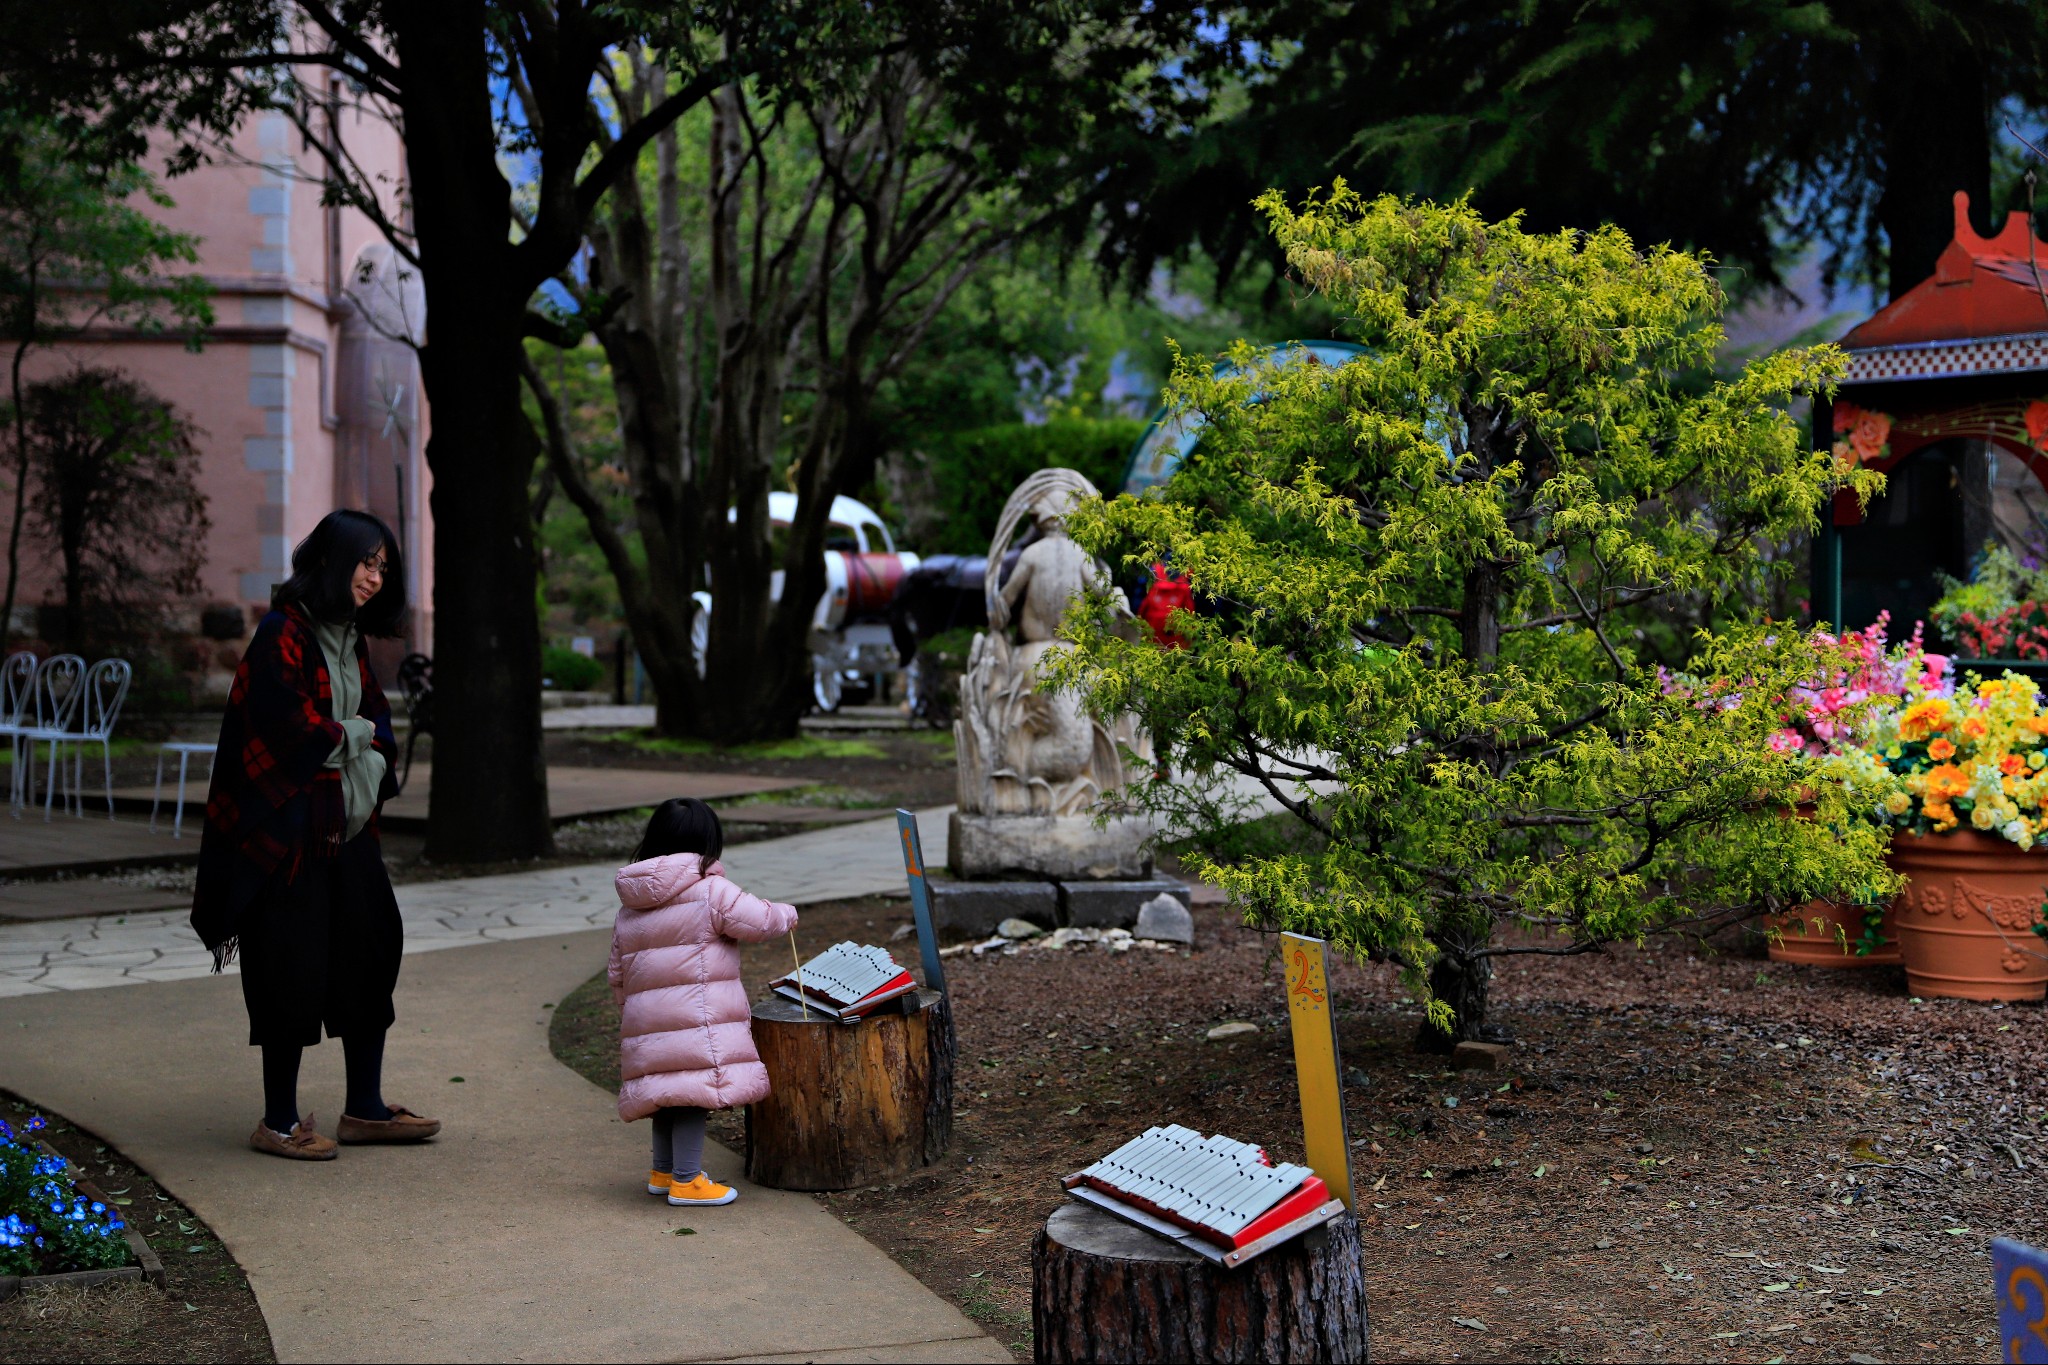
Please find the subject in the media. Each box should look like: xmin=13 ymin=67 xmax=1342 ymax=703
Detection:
xmin=0 ymin=807 xmax=951 ymax=997
xmin=0 ymin=806 xmax=1001 ymax=1363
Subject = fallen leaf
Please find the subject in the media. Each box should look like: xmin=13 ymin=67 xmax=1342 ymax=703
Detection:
xmin=1945 ymin=1227 xmax=1971 ymax=1236
xmin=1371 ymin=1175 xmax=1386 ymax=1191
xmin=1807 ymin=1264 xmax=1846 ymax=1275
xmin=674 ymin=1226 xmax=696 ymax=1236
xmin=1404 ymin=1222 xmax=1421 ymax=1230
xmin=974 ymin=1227 xmax=997 ymax=1234
xmin=1533 ymin=1165 xmax=1547 ymax=1178
xmin=449 ymin=1076 xmax=465 ymax=1083
xmin=1761 ymin=1282 xmax=1791 ymax=1293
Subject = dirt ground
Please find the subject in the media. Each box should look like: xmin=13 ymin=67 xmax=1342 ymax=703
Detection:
xmin=0 ymin=1093 xmax=274 ymax=1365
xmin=553 ymin=892 xmax=2042 ymax=1364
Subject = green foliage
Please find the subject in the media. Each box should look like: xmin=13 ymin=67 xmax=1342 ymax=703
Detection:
xmin=541 ymin=645 xmax=605 ymax=692
xmin=604 ymin=730 xmax=885 ymax=761
xmin=916 ymin=419 xmax=1142 ymax=554
xmin=1053 ymin=191 xmax=1894 ymax=1040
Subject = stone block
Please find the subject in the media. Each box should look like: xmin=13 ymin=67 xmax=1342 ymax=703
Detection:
xmin=1133 ymin=892 xmax=1194 ymax=945
xmin=928 ymin=879 xmax=1058 ymax=937
xmin=1062 ymin=878 xmax=1192 ymax=930
xmin=1451 ymin=1041 xmax=1512 ymax=1071
xmin=948 ymin=811 xmax=1154 ymax=880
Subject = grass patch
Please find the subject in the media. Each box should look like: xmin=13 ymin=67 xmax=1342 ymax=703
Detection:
xmin=603 ymin=731 xmax=885 ymax=761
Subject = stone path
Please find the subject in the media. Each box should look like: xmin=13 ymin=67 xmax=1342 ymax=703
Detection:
xmin=0 ymin=807 xmax=950 ymax=997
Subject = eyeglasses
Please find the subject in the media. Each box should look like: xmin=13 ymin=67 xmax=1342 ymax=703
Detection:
xmin=360 ymin=554 xmax=390 ymax=579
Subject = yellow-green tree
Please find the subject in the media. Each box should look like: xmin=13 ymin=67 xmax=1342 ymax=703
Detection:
xmin=1056 ymin=190 xmax=1897 ymax=1049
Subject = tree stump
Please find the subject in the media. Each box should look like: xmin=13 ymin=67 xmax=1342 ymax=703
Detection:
xmin=745 ymin=988 xmax=954 ymax=1190
xmin=1032 ymin=1201 xmax=1368 ymax=1364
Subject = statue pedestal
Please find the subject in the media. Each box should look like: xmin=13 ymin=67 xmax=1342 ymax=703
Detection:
xmin=947 ymin=811 xmax=1154 ymax=880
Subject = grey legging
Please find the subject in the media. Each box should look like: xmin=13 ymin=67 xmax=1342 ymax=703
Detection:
xmin=652 ymin=1106 xmax=707 ymax=1179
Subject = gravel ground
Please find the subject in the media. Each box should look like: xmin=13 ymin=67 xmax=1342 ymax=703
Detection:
xmin=555 ymin=893 xmax=2042 ymax=1364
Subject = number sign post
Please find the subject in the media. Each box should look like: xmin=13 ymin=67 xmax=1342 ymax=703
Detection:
xmin=1995 ymin=1237 xmax=2048 ymax=1363
xmin=1281 ymin=931 xmax=1353 ymax=1210
xmin=895 ymin=809 xmax=947 ymax=996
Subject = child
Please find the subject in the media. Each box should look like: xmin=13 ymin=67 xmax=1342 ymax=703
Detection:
xmin=608 ymin=797 xmax=797 ymax=1206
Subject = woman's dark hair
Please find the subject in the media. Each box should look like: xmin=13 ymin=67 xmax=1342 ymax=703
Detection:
xmin=273 ymin=509 xmax=406 ymax=636
xmin=635 ymin=797 xmax=724 ymax=864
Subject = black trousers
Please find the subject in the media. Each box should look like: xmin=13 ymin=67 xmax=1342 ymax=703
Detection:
xmin=239 ymin=832 xmax=402 ymax=1048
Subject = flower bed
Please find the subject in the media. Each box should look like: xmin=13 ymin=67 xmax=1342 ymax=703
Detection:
xmin=0 ymin=1113 xmax=151 ymax=1298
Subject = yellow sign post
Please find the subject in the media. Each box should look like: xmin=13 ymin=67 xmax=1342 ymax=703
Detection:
xmin=1281 ymin=931 xmax=1353 ymax=1209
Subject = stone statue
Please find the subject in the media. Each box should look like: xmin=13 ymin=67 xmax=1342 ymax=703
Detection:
xmin=951 ymin=469 xmax=1154 ymax=878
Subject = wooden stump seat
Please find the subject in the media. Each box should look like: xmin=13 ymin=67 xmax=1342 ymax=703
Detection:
xmin=1031 ymin=1201 xmax=1368 ymax=1363
xmin=744 ymin=988 xmax=954 ymax=1191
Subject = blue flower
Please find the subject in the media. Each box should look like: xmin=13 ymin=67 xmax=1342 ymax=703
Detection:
xmin=25 ymin=1115 xmax=46 ymax=1131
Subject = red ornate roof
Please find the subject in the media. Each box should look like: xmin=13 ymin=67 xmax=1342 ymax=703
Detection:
xmin=1840 ymin=192 xmax=2048 ymax=384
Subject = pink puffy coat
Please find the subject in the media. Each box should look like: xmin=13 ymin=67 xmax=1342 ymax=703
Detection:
xmin=607 ymin=853 xmax=798 ymax=1121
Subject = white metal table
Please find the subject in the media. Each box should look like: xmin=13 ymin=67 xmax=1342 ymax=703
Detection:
xmin=152 ymin=741 xmax=216 ymax=838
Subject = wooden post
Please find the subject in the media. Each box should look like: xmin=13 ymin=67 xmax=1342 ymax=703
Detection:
xmin=1032 ymin=1202 xmax=1368 ymax=1364
xmin=745 ymin=988 xmax=954 ymax=1190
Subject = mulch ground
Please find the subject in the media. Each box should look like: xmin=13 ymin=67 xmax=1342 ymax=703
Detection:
xmin=553 ymin=893 xmax=2042 ymax=1364
xmin=0 ymin=1092 xmax=273 ymax=1364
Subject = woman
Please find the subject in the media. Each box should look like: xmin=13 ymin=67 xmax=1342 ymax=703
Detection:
xmin=191 ymin=509 xmax=440 ymax=1160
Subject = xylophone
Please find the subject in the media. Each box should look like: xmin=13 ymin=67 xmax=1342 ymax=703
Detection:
xmin=1063 ymin=1123 xmax=1346 ymax=1267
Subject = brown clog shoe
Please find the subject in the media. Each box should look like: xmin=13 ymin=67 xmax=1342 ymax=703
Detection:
xmin=337 ymin=1105 xmax=441 ymax=1144
xmin=250 ymin=1114 xmax=339 ymax=1161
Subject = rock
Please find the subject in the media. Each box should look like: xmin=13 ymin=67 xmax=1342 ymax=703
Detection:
xmin=928 ymin=880 xmax=1058 ymax=936
xmin=1451 ymin=1041 xmax=1512 ymax=1071
xmin=998 ymin=918 xmax=1044 ymax=940
xmin=1206 ymin=1021 xmax=1258 ymax=1041
xmin=1063 ymin=878 xmax=1193 ymax=929
xmin=1133 ymin=893 xmax=1195 ymax=945
xmin=948 ymin=811 xmax=1155 ymax=880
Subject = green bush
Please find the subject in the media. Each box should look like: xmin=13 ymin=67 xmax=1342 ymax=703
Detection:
xmin=921 ymin=419 xmax=1143 ymax=554
xmin=541 ymin=644 xmax=605 ymax=692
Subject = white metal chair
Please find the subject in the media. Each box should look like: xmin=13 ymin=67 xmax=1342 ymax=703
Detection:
xmin=0 ymin=651 xmax=36 ymax=816
xmin=14 ymin=654 xmax=83 ymax=822
xmin=50 ymin=658 xmax=131 ymax=819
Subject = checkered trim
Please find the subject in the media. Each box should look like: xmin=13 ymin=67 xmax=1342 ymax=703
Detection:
xmin=1846 ymin=332 xmax=2048 ymax=384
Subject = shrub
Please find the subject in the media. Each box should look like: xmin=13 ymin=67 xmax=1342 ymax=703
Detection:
xmin=1057 ymin=190 xmax=1890 ymax=1050
xmin=541 ymin=644 xmax=605 ymax=692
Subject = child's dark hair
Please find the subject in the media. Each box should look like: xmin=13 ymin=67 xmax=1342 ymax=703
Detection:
xmin=635 ymin=797 xmax=723 ymax=863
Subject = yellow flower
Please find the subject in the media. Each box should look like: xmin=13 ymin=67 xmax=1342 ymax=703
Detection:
xmin=1900 ymin=699 xmax=1951 ymax=741
xmin=1973 ymin=804 xmax=1998 ymax=829
xmin=1885 ymin=790 xmax=1912 ymax=815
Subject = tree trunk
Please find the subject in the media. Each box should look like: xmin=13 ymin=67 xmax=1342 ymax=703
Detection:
xmin=1874 ymin=29 xmax=1992 ymax=299
xmin=1031 ymin=1202 xmax=1368 ymax=1364
xmin=745 ymin=988 xmax=954 ymax=1190
xmin=396 ymin=8 xmax=553 ymax=862
xmin=1414 ymin=939 xmax=1492 ymax=1054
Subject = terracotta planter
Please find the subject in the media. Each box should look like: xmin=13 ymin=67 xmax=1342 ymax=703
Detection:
xmin=1766 ymin=901 xmax=1901 ymax=967
xmin=1889 ymin=831 xmax=2048 ymax=1002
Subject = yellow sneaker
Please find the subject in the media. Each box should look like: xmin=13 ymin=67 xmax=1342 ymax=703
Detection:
xmin=646 ymin=1169 xmax=672 ymax=1196
xmin=666 ymin=1173 xmax=738 ymax=1206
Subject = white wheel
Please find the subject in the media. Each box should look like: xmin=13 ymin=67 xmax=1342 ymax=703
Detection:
xmin=812 ymin=658 xmax=843 ymax=712
xmin=691 ymin=592 xmax=710 ymax=678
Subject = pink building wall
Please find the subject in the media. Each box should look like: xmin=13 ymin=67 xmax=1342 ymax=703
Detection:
xmin=2 ymin=100 xmax=433 ymax=694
